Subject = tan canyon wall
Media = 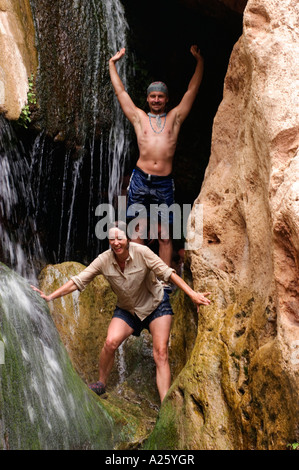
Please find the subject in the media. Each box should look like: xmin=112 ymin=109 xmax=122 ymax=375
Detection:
xmin=0 ymin=0 xmax=37 ymax=119
xmin=149 ymin=0 xmax=299 ymax=449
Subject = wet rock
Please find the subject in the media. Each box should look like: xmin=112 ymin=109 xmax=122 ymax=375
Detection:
xmin=38 ymin=262 xmax=117 ymax=385
xmin=0 ymin=263 xmax=117 ymax=449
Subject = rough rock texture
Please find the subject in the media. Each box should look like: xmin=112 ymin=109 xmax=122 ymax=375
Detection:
xmin=28 ymin=0 xmax=116 ymax=148
xmin=147 ymin=0 xmax=299 ymax=450
xmin=0 ymin=0 xmax=37 ymax=119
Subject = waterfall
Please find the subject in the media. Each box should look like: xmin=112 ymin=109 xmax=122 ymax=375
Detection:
xmin=102 ymin=0 xmax=131 ymax=206
xmin=0 ymin=0 xmax=131 ymax=278
xmin=0 ymin=116 xmax=45 ymax=283
xmin=0 ymin=263 xmax=114 ymax=449
xmin=64 ymin=157 xmax=83 ymax=261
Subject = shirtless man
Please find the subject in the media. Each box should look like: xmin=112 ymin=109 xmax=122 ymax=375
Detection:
xmin=109 ymin=45 xmax=204 ymax=267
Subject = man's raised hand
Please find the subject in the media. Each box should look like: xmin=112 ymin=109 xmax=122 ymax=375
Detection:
xmin=190 ymin=45 xmax=203 ymax=64
xmin=110 ymin=48 xmax=126 ymax=63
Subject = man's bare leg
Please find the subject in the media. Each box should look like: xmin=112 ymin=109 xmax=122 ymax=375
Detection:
xmin=158 ymin=223 xmax=173 ymax=266
xmin=99 ymin=318 xmax=133 ymax=386
xmin=149 ymin=314 xmax=173 ymax=402
xmin=128 ymin=219 xmax=147 ymax=245
xmin=158 ymin=237 xmax=173 ymax=267
xmin=129 ymin=219 xmax=173 ymax=266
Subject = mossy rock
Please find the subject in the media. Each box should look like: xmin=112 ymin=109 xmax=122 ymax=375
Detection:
xmin=39 ymin=262 xmax=117 ymax=384
xmin=0 ymin=263 xmax=125 ymax=449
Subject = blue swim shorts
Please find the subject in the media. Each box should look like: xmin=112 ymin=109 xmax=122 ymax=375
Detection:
xmin=112 ymin=291 xmax=174 ymax=337
xmin=126 ymin=166 xmax=175 ymax=225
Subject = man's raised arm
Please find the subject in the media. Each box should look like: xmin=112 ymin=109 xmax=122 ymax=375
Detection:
xmin=174 ymin=45 xmax=204 ymax=124
xmin=109 ymin=48 xmax=139 ymax=124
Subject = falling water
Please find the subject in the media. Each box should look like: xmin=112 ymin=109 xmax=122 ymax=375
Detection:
xmin=0 ymin=263 xmax=114 ymax=449
xmin=1 ymin=0 xmax=131 ymax=278
xmin=64 ymin=157 xmax=83 ymax=261
xmin=102 ymin=0 xmax=131 ymax=206
xmin=0 ymin=116 xmax=45 ymax=282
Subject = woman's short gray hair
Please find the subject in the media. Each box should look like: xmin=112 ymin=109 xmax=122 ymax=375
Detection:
xmin=107 ymin=220 xmax=129 ymax=239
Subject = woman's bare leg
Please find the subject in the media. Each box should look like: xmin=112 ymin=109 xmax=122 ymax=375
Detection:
xmin=99 ymin=317 xmax=133 ymax=385
xmin=149 ymin=314 xmax=173 ymax=402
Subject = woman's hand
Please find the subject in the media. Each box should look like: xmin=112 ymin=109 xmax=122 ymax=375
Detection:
xmin=191 ymin=291 xmax=211 ymax=311
xmin=30 ymin=279 xmax=77 ymax=302
xmin=169 ymin=272 xmax=211 ymax=311
xmin=30 ymin=285 xmax=52 ymax=302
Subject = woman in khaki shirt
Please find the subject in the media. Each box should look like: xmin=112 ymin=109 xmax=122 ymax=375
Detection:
xmin=32 ymin=222 xmax=210 ymax=403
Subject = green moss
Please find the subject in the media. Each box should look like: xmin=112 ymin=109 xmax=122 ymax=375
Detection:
xmin=99 ymin=392 xmax=156 ymax=449
xmin=142 ymin=400 xmax=180 ymax=450
xmin=287 ymin=443 xmax=299 ymax=451
xmin=16 ymin=74 xmax=37 ymax=129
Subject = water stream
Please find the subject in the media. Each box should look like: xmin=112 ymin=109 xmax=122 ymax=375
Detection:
xmin=0 ymin=116 xmax=45 ymax=283
xmin=102 ymin=0 xmax=131 ymax=205
xmin=0 ymin=263 xmax=114 ymax=450
xmin=1 ymin=0 xmax=131 ymax=279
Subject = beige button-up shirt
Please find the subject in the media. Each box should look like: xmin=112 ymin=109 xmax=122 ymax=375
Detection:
xmin=71 ymin=242 xmax=175 ymax=321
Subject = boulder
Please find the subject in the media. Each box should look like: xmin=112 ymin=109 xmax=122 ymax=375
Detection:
xmin=38 ymin=262 xmax=117 ymax=385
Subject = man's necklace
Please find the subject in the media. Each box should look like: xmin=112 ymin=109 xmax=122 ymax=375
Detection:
xmin=148 ymin=113 xmax=166 ymax=134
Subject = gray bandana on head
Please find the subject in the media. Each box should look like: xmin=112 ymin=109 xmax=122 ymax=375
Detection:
xmin=147 ymin=81 xmax=168 ymax=96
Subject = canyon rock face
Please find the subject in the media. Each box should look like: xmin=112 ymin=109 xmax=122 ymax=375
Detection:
xmin=0 ymin=0 xmax=37 ymax=119
xmin=147 ymin=0 xmax=299 ymax=450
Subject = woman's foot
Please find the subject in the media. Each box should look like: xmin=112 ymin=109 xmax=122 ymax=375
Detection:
xmin=88 ymin=381 xmax=106 ymax=396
